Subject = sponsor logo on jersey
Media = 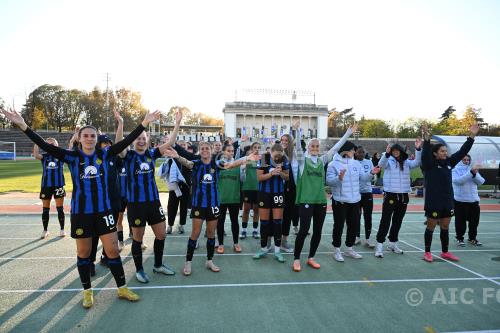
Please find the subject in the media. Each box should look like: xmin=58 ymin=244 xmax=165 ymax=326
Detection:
xmin=47 ymin=161 xmax=57 ymax=169
xmin=136 ymin=162 xmax=153 ymax=175
xmin=202 ymin=173 xmax=214 ymax=184
xmin=81 ymin=166 xmax=99 ymax=179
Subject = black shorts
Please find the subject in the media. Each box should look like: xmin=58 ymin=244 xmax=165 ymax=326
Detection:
xmin=242 ymin=190 xmax=258 ymax=205
xmin=258 ymin=192 xmax=285 ymax=209
xmin=70 ymin=211 xmax=116 ymax=238
xmin=119 ymin=197 xmax=128 ymax=213
xmin=425 ymin=209 xmax=455 ymax=219
xmin=190 ymin=206 xmax=220 ymax=221
xmin=127 ymin=201 xmax=166 ymax=228
xmin=39 ymin=187 xmax=65 ymax=200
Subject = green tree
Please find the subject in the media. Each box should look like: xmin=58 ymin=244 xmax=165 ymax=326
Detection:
xmin=358 ymin=119 xmax=393 ymax=138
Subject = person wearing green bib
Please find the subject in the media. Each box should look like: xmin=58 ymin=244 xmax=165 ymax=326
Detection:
xmin=292 ymin=123 xmax=357 ymax=272
xmin=240 ymin=142 xmax=261 ymax=239
xmin=216 ymin=144 xmax=244 ymax=254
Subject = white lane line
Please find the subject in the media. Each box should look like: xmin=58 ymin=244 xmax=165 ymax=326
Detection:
xmin=1 ymin=276 xmax=500 ymax=294
xmin=399 ymin=239 xmax=500 ymax=287
xmin=2 ymin=249 xmax=500 ymax=261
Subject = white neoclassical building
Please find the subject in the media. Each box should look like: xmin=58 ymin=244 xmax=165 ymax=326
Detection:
xmin=223 ymin=101 xmax=329 ymax=139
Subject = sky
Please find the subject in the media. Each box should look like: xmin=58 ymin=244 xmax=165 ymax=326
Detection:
xmin=1 ymin=0 xmax=499 ymax=124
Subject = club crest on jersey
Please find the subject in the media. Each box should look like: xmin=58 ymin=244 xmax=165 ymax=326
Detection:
xmin=210 ymin=168 xmax=215 ymax=174
xmin=202 ymin=173 xmax=213 ymax=184
xmin=95 ymin=159 xmax=102 ymax=165
xmin=81 ymin=165 xmax=99 ymax=179
xmin=147 ymin=158 xmax=152 ymax=163
xmin=75 ymin=228 xmax=84 ymax=236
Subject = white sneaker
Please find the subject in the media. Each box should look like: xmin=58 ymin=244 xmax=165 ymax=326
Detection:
xmin=364 ymin=238 xmax=375 ymax=249
xmin=280 ymin=240 xmax=294 ymax=253
xmin=206 ymin=260 xmax=220 ymax=272
xmin=183 ymin=261 xmax=192 ymax=276
xmin=375 ymin=242 xmax=384 ymax=258
xmin=59 ymin=230 xmax=66 ymax=237
xmin=266 ymin=238 xmax=273 ymax=252
xmin=293 ymin=226 xmax=299 ymax=235
xmin=388 ymin=242 xmax=404 ymax=254
xmin=195 ymin=240 xmax=199 ymax=249
xmin=354 ymin=237 xmax=361 ymax=245
xmin=166 ymin=225 xmax=172 ymax=234
xmin=344 ymin=247 xmax=363 ymax=259
xmin=141 ymin=243 xmax=147 ymax=251
xmin=178 ymin=225 xmax=185 ymax=234
xmin=41 ymin=230 xmax=49 ymax=239
xmin=250 ymin=210 xmax=254 ymax=217
xmin=333 ymin=248 xmax=344 ymax=262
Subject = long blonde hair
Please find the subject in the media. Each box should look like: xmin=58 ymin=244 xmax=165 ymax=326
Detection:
xmin=280 ymin=134 xmax=294 ymax=162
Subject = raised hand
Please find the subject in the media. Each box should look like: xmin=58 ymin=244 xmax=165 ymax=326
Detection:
xmin=421 ymin=125 xmax=431 ymax=141
xmin=114 ymin=110 xmax=123 ymax=123
xmin=350 ymin=122 xmax=358 ymax=133
xmin=415 ymin=137 xmax=422 ymax=150
xmin=1 ymin=108 xmax=27 ymax=130
xmin=386 ymin=144 xmax=391 ymax=154
xmin=339 ymin=169 xmax=347 ymax=181
xmin=469 ymin=123 xmax=480 ymax=138
xmin=175 ymin=107 xmax=184 ymax=125
xmin=292 ymin=120 xmax=300 ymax=129
xmin=142 ymin=110 xmax=161 ymax=127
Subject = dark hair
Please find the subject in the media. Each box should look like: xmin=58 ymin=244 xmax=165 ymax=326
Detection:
xmin=222 ymin=143 xmax=233 ymax=152
xmin=78 ymin=125 xmax=97 ymax=137
xmin=431 ymin=143 xmax=445 ymax=155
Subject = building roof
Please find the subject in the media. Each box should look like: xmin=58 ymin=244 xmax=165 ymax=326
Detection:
xmin=224 ymin=101 xmax=328 ymax=113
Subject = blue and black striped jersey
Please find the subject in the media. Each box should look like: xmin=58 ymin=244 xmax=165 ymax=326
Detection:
xmin=191 ymin=159 xmax=220 ymax=208
xmin=40 ymin=153 xmax=65 ymax=188
xmin=24 ymin=125 xmax=146 ymax=215
xmin=106 ymin=155 xmax=121 ymax=210
xmin=123 ymin=148 xmax=162 ymax=203
xmin=116 ymin=157 xmax=127 ymax=199
xmin=258 ymin=157 xmax=289 ymax=195
xmin=172 ymin=143 xmax=221 ymax=208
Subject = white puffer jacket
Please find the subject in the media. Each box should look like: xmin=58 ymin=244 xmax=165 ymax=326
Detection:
xmin=452 ymin=161 xmax=485 ymax=202
xmin=327 ymin=154 xmax=373 ymax=203
xmin=358 ymin=159 xmax=374 ymax=193
xmin=378 ymin=149 xmax=421 ymax=193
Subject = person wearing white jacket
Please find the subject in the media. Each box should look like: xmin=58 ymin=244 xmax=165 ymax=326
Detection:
xmin=452 ymin=155 xmax=485 ymax=246
xmin=374 ymin=140 xmax=422 ymax=258
xmin=326 ymin=141 xmax=381 ymax=262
